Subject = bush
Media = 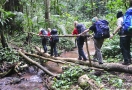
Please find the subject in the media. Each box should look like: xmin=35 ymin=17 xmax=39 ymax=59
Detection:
xmin=0 ymin=47 xmax=19 ymax=63
xmin=102 ymin=35 xmax=122 ymax=59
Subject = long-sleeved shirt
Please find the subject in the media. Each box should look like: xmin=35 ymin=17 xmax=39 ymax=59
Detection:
xmin=72 ymin=28 xmax=78 ymax=35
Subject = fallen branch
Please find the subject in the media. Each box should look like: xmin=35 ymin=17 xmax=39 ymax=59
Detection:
xmin=0 ymin=68 xmax=12 ymax=77
xmin=18 ymin=50 xmax=59 ymax=76
xmin=24 ymin=51 xmax=83 ymax=68
xmin=35 ymin=46 xmax=81 ymax=61
xmin=24 ymin=52 xmax=66 ymax=64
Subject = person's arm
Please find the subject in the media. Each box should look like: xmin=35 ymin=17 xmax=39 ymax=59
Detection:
xmin=110 ymin=18 xmax=122 ymax=38
xmin=79 ymin=24 xmax=95 ymax=36
xmin=38 ymin=31 xmax=42 ymax=36
xmin=112 ymin=26 xmax=122 ymax=35
xmin=78 ymin=29 xmax=89 ymax=36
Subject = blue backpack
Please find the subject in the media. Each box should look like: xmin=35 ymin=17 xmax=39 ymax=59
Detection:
xmin=123 ymin=8 xmax=132 ymax=34
xmin=76 ymin=23 xmax=87 ymax=42
xmin=94 ymin=20 xmax=110 ymax=39
xmin=50 ymin=29 xmax=59 ymax=43
xmin=41 ymin=29 xmax=48 ymax=40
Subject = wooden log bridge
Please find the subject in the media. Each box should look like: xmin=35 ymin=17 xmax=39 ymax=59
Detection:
xmin=35 ymin=46 xmax=132 ymax=74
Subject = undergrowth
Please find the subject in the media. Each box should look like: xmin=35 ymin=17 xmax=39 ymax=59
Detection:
xmin=52 ymin=66 xmax=124 ymax=90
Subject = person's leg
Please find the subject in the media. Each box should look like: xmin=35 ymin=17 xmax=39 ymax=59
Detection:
xmin=44 ymin=41 xmax=47 ymax=53
xmin=53 ymin=42 xmax=58 ymax=57
xmin=42 ymin=39 xmax=47 ymax=53
xmin=78 ymin=40 xmax=87 ymax=60
xmin=75 ymin=37 xmax=77 ymax=47
xmin=120 ymin=36 xmax=131 ymax=64
xmin=77 ymin=40 xmax=82 ymax=60
xmin=126 ymin=36 xmax=131 ymax=63
xmin=50 ymin=42 xmax=53 ymax=56
xmin=93 ymin=38 xmax=104 ymax=64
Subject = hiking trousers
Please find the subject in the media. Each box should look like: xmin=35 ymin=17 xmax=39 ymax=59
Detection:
xmin=42 ymin=38 xmax=47 ymax=53
xmin=50 ymin=42 xmax=57 ymax=57
xmin=77 ymin=39 xmax=87 ymax=60
xmin=120 ymin=36 xmax=131 ymax=63
xmin=93 ymin=38 xmax=104 ymax=63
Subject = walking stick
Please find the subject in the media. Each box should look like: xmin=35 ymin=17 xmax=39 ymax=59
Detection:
xmin=85 ymin=37 xmax=92 ymax=67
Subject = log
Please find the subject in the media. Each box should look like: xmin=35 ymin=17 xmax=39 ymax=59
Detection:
xmin=24 ymin=52 xmax=66 ymax=64
xmin=24 ymin=51 xmax=82 ymax=67
xmin=35 ymin=46 xmax=132 ymax=74
xmin=18 ymin=50 xmax=59 ymax=76
xmin=35 ymin=46 xmax=79 ymax=61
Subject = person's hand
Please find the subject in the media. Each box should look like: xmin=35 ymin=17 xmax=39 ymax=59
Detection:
xmin=78 ymin=34 xmax=81 ymax=36
xmin=109 ymin=34 xmax=114 ymax=39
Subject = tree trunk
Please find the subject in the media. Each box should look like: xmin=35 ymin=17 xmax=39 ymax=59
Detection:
xmin=91 ymin=0 xmax=94 ymax=17
xmin=45 ymin=0 xmax=50 ymax=28
xmin=0 ymin=30 xmax=8 ymax=48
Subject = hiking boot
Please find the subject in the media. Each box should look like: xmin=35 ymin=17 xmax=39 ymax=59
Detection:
xmin=129 ymin=59 xmax=132 ymax=64
xmin=78 ymin=57 xmax=82 ymax=60
xmin=122 ymin=62 xmax=130 ymax=65
xmin=92 ymin=58 xmax=98 ymax=62
xmin=83 ymin=59 xmax=88 ymax=61
xmin=99 ymin=62 xmax=103 ymax=64
xmin=54 ymin=54 xmax=58 ymax=57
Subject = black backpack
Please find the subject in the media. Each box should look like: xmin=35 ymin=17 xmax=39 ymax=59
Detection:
xmin=76 ymin=23 xmax=87 ymax=41
xmin=94 ymin=20 xmax=110 ymax=39
xmin=50 ymin=29 xmax=59 ymax=43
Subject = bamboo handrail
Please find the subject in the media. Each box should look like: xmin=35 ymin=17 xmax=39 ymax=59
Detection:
xmin=28 ymin=32 xmax=92 ymax=37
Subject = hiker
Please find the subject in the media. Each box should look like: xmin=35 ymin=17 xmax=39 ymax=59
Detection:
xmin=50 ymin=29 xmax=59 ymax=57
xmin=39 ymin=28 xmax=48 ymax=53
xmin=47 ymin=28 xmax=51 ymax=44
xmin=47 ymin=28 xmax=51 ymax=36
xmin=110 ymin=10 xmax=132 ymax=64
xmin=72 ymin=21 xmax=78 ymax=47
xmin=76 ymin=23 xmax=88 ymax=61
xmin=79 ymin=17 xmax=110 ymax=64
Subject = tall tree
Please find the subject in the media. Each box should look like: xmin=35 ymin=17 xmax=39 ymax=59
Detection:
xmin=45 ymin=0 xmax=50 ymax=28
xmin=0 ymin=0 xmax=23 ymax=48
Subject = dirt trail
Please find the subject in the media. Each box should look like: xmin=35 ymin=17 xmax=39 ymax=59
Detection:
xmin=60 ymin=39 xmax=95 ymax=58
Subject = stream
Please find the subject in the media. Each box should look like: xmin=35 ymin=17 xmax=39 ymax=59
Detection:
xmin=0 ymin=39 xmax=95 ymax=90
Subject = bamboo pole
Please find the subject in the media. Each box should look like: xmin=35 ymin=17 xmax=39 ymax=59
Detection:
xmin=85 ymin=37 xmax=92 ymax=67
xmin=28 ymin=32 xmax=91 ymax=37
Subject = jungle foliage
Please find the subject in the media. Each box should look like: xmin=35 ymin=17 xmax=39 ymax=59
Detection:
xmin=0 ymin=0 xmax=131 ymax=66
xmin=0 ymin=0 xmax=132 ymax=89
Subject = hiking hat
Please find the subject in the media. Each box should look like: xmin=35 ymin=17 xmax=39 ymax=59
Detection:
xmin=92 ymin=17 xmax=98 ymax=23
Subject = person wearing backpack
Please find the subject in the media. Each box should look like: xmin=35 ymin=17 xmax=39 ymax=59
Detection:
xmin=39 ymin=28 xmax=48 ymax=53
xmin=110 ymin=10 xmax=131 ymax=65
xmin=47 ymin=28 xmax=51 ymax=36
xmin=50 ymin=29 xmax=59 ymax=57
xmin=72 ymin=21 xmax=78 ymax=47
xmin=79 ymin=17 xmax=110 ymax=64
xmin=76 ymin=23 xmax=88 ymax=61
